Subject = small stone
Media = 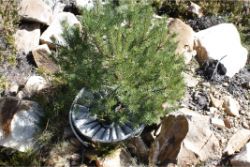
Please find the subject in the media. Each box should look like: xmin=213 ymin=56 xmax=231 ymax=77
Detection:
xmin=183 ymin=72 xmax=199 ymax=87
xmin=23 ymin=76 xmax=48 ymax=97
xmin=211 ymin=117 xmax=225 ymax=129
xmin=202 ymin=82 xmax=210 ymax=87
xmin=223 ymin=95 xmax=240 ymax=117
xmin=224 ymin=129 xmax=250 ymax=155
xmin=9 ymin=82 xmax=19 ymax=95
xmin=223 ymin=82 xmax=229 ymax=87
xmin=210 ymin=93 xmax=223 ymax=109
xmin=224 ymin=118 xmax=232 ymax=129
xmin=209 ymin=107 xmax=218 ymax=114
xmin=240 ymin=110 xmax=246 ymax=115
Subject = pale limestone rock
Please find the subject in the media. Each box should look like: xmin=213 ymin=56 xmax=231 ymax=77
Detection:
xmin=231 ymin=142 xmax=250 ymax=166
xmin=168 ymin=18 xmax=196 ymax=64
xmin=224 ymin=129 xmax=250 ymax=155
xmin=149 ymin=108 xmax=221 ymax=166
xmin=40 ymin=12 xmax=80 ymax=47
xmin=209 ymin=93 xmax=223 ymax=109
xmin=42 ymin=0 xmax=66 ymax=17
xmin=19 ymin=76 xmax=49 ymax=98
xmin=14 ymin=23 xmax=41 ymax=55
xmin=223 ymin=95 xmax=240 ymax=117
xmin=32 ymin=44 xmax=59 ymax=74
xmin=76 ymin=0 xmax=94 ymax=10
xmin=183 ymin=72 xmax=199 ymax=87
xmin=19 ymin=0 xmax=53 ymax=25
xmin=194 ymin=23 xmax=248 ymax=77
xmin=0 ymin=97 xmax=42 ymax=152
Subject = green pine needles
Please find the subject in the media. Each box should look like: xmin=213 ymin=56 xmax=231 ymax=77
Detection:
xmin=57 ymin=1 xmax=185 ymax=127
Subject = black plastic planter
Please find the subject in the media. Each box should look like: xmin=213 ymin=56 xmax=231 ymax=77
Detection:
xmin=69 ymin=88 xmax=144 ymax=144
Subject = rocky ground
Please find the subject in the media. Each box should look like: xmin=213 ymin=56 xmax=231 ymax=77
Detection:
xmin=0 ymin=0 xmax=249 ymax=166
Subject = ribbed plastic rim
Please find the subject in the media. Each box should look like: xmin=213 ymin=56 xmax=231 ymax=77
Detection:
xmin=69 ymin=88 xmax=144 ymax=144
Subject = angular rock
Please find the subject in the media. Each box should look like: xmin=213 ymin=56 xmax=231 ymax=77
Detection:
xmin=40 ymin=12 xmax=80 ymax=47
xmin=209 ymin=94 xmax=223 ymax=109
xmin=19 ymin=0 xmax=53 ymax=25
xmin=223 ymin=95 xmax=240 ymax=117
xmin=18 ymin=76 xmax=48 ymax=98
xmin=231 ymin=142 xmax=250 ymax=166
xmin=0 ymin=97 xmax=42 ymax=152
xmin=194 ymin=23 xmax=248 ymax=77
xmin=32 ymin=44 xmax=59 ymax=74
xmin=100 ymin=149 xmax=132 ymax=167
xmin=14 ymin=23 xmax=41 ymax=55
xmin=149 ymin=108 xmax=220 ymax=166
xmin=168 ymin=18 xmax=196 ymax=64
xmin=211 ymin=117 xmax=225 ymax=129
xmin=224 ymin=129 xmax=250 ymax=155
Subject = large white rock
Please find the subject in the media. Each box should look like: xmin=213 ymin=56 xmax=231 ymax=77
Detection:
xmin=231 ymin=142 xmax=250 ymax=166
xmin=76 ymin=0 xmax=94 ymax=10
xmin=40 ymin=12 xmax=80 ymax=47
xmin=194 ymin=23 xmax=248 ymax=77
xmin=0 ymin=97 xmax=42 ymax=152
xmin=42 ymin=0 xmax=66 ymax=16
xmin=19 ymin=0 xmax=53 ymax=25
xmin=168 ymin=18 xmax=196 ymax=64
xmin=14 ymin=23 xmax=41 ymax=55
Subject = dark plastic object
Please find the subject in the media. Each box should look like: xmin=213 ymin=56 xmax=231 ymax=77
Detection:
xmin=69 ymin=88 xmax=144 ymax=144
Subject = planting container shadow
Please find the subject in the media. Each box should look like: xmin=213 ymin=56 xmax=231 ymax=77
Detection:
xmin=69 ymin=88 xmax=144 ymax=144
